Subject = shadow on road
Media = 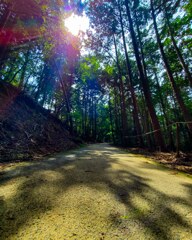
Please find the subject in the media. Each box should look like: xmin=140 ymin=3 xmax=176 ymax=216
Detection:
xmin=0 ymin=143 xmax=192 ymax=239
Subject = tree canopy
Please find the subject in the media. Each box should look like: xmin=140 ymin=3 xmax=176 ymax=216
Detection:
xmin=0 ymin=0 xmax=191 ymax=151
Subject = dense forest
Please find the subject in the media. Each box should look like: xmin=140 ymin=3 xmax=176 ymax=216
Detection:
xmin=0 ymin=1 xmax=192 ymax=239
xmin=0 ymin=0 xmax=192 ymax=152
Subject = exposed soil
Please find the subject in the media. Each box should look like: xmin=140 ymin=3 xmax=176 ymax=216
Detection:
xmin=0 ymin=143 xmax=192 ymax=240
xmin=0 ymin=82 xmax=80 ymax=163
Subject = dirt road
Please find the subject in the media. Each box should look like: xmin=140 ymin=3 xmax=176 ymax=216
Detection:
xmin=0 ymin=143 xmax=192 ymax=240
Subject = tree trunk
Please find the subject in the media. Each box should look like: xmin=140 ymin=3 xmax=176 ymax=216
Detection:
xmin=118 ymin=0 xmax=144 ymax=147
xmin=94 ymin=97 xmax=97 ymax=141
xmin=151 ymin=0 xmax=192 ymax=134
xmin=54 ymin=61 xmax=73 ymax=134
xmin=19 ymin=48 xmax=30 ymax=88
xmin=109 ymin=93 xmax=115 ymax=143
xmin=113 ymin=34 xmax=129 ymax=146
xmin=124 ymin=0 xmax=166 ymax=150
xmin=154 ymin=72 xmax=174 ymax=150
xmin=163 ymin=1 xmax=192 ymax=87
xmin=114 ymin=81 xmax=121 ymax=144
xmin=134 ymin=11 xmax=148 ymax=79
xmin=34 ymin=66 xmax=45 ymax=101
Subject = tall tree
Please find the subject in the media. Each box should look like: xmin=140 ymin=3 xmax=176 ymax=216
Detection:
xmin=150 ymin=0 xmax=192 ymax=134
xmin=124 ymin=0 xmax=166 ymax=150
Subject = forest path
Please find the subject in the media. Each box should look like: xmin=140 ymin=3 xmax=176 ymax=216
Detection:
xmin=0 ymin=143 xmax=192 ymax=240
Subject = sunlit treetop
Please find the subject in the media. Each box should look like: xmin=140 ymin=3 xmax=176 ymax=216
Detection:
xmin=0 ymin=0 xmax=85 ymax=48
xmin=64 ymin=13 xmax=89 ymax=36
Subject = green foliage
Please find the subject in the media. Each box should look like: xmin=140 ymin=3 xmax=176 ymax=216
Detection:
xmin=0 ymin=0 xmax=191 ymax=150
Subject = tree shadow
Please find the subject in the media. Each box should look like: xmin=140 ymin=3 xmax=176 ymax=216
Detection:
xmin=0 ymin=143 xmax=192 ymax=239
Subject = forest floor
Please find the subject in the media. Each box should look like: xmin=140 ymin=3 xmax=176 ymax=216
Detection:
xmin=123 ymin=148 xmax=192 ymax=175
xmin=0 ymin=143 xmax=192 ymax=240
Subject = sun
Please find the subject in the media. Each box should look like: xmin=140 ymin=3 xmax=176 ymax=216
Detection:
xmin=64 ymin=14 xmax=89 ymax=36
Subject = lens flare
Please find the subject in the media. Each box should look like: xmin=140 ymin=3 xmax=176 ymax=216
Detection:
xmin=64 ymin=14 xmax=89 ymax=36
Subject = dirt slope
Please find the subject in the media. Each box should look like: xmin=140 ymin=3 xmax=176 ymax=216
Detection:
xmin=0 ymin=82 xmax=77 ymax=162
xmin=0 ymin=143 xmax=192 ymax=240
